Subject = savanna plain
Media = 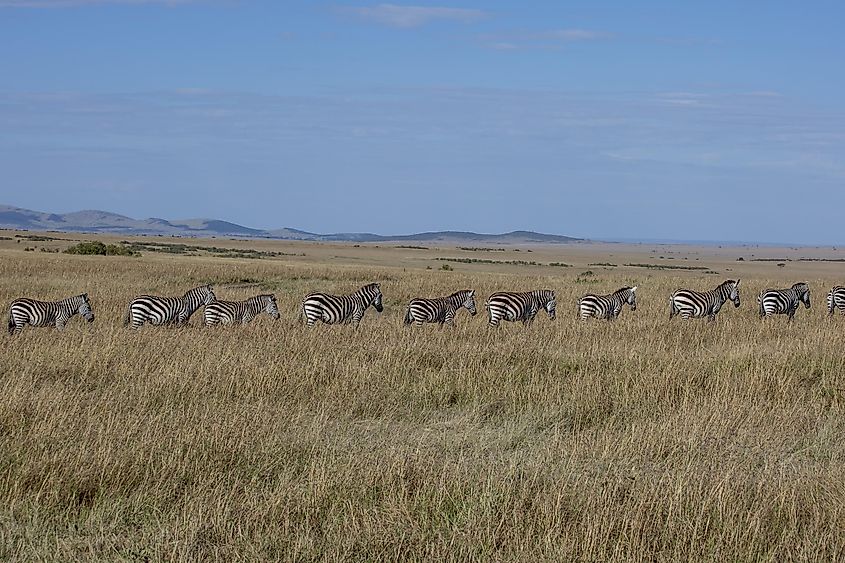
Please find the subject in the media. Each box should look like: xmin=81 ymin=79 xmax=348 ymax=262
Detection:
xmin=1 ymin=232 xmax=844 ymax=561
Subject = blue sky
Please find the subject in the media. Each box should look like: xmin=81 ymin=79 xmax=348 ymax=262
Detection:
xmin=0 ymin=1 xmax=843 ymax=243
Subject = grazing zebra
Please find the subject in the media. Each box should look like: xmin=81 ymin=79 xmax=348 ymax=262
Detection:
xmin=758 ymin=282 xmax=810 ymax=321
xmin=485 ymin=290 xmax=556 ymax=327
xmin=300 ymin=283 xmax=383 ymax=327
xmin=827 ymin=286 xmax=845 ymax=316
xmin=578 ymin=286 xmax=638 ymax=321
xmin=404 ymin=289 xmax=477 ymax=327
xmin=7 ymin=293 xmax=94 ymax=335
xmin=124 ymin=284 xmax=216 ymax=329
xmin=204 ymin=294 xmax=280 ymax=326
xmin=669 ymin=279 xmax=741 ymax=322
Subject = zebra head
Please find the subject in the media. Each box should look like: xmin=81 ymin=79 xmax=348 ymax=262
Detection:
xmin=78 ymin=293 xmax=94 ymax=322
xmin=794 ymin=282 xmax=811 ymax=309
xmin=543 ymin=290 xmax=556 ymax=320
xmin=453 ymin=290 xmax=477 ymax=316
xmin=725 ymin=279 xmax=741 ymax=308
xmin=625 ymin=286 xmax=638 ymax=311
xmin=363 ymin=283 xmax=384 ymax=312
xmin=264 ymin=294 xmax=281 ymax=319
xmin=201 ymin=285 xmax=216 ymax=305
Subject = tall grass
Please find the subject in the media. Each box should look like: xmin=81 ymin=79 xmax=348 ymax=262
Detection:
xmin=0 ymin=251 xmax=843 ymax=561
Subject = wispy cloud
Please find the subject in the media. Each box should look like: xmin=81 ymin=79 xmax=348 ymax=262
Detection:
xmin=341 ymin=3 xmax=487 ymax=28
xmin=478 ymin=28 xmax=610 ymax=50
xmin=0 ymin=0 xmax=199 ymax=7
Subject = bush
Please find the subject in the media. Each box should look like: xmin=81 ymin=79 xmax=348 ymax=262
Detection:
xmin=64 ymin=241 xmax=137 ymax=256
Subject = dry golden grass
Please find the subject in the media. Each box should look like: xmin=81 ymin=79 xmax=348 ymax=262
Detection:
xmin=1 ymin=236 xmax=844 ymax=561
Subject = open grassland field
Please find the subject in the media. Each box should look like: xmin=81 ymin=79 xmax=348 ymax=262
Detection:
xmin=1 ymin=231 xmax=845 ymax=561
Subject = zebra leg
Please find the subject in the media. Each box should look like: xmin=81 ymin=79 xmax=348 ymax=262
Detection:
xmin=8 ymin=315 xmax=23 ymax=335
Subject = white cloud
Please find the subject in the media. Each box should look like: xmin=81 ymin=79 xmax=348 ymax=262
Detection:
xmin=343 ymin=3 xmax=487 ymax=28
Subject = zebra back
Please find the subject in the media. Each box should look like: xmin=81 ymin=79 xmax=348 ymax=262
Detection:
xmin=126 ymin=284 xmax=215 ymax=328
xmin=758 ymin=282 xmax=810 ymax=320
xmin=578 ymin=286 xmax=637 ymax=320
xmin=8 ymin=293 xmax=94 ymax=334
xmin=301 ymin=283 xmax=383 ymax=326
xmin=405 ymin=289 xmax=477 ymax=326
xmin=827 ymin=286 xmax=845 ymax=316
xmin=204 ymin=294 xmax=279 ymax=325
xmin=486 ymin=289 xmax=556 ymax=326
xmin=670 ymin=279 xmax=740 ymax=321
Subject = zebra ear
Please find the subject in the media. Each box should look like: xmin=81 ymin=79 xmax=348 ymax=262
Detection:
xmin=736 ymin=279 xmax=741 ymax=286
xmin=470 ymin=290 xmax=475 ymax=296
xmin=82 ymin=293 xmax=88 ymax=299
xmin=631 ymin=286 xmax=637 ymax=292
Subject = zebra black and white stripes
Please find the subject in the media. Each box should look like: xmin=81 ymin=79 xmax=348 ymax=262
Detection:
xmin=578 ymin=286 xmax=637 ymax=321
xmin=124 ymin=285 xmax=216 ymax=329
xmin=404 ymin=289 xmax=477 ymax=327
xmin=301 ymin=283 xmax=383 ymax=327
xmin=758 ymin=282 xmax=810 ymax=321
xmin=827 ymin=286 xmax=845 ymax=316
xmin=204 ymin=294 xmax=280 ymax=326
xmin=7 ymin=293 xmax=94 ymax=334
xmin=669 ymin=279 xmax=741 ymax=322
xmin=485 ymin=290 xmax=556 ymax=327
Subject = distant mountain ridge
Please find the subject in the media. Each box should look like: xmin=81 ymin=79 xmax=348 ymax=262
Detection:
xmin=0 ymin=204 xmax=583 ymax=244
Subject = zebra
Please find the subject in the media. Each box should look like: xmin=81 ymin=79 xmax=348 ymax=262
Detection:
xmin=404 ymin=289 xmax=477 ymax=327
xmin=7 ymin=293 xmax=94 ymax=335
xmin=485 ymin=290 xmax=556 ymax=327
xmin=204 ymin=294 xmax=280 ymax=326
xmin=300 ymin=283 xmax=383 ymax=327
xmin=827 ymin=286 xmax=845 ymax=316
xmin=578 ymin=286 xmax=638 ymax=321
xmin=758 ymin=282 xmax=810 ymax=321
xmin=124 ymin=284 xmax=216 ymax=329
xmin=669 ymin=279 xmax=741 ymax=321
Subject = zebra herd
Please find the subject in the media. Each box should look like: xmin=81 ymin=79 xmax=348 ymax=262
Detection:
xmin=7 ymin=280 xmax=845 ymax=334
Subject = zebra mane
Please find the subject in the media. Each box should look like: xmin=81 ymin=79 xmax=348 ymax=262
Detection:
xmin=792 ymin=282 xmax=808 ymax=290
xmin=183 ymin=284 xmax=212 ymax=298
xmin=448 ymin=289 xmax=473 ymax=299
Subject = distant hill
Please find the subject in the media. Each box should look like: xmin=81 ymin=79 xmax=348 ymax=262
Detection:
xmin=0 ymin=204 xmax=583 ymax=244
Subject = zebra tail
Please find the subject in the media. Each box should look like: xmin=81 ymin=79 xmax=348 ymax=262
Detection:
xmin=122 ymin=305 xmax=131 ymax=327
xmin=7 ymin=312 xmax=14 ymax=335
xmin=403 ymin=307 xmax=412 ymax=325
